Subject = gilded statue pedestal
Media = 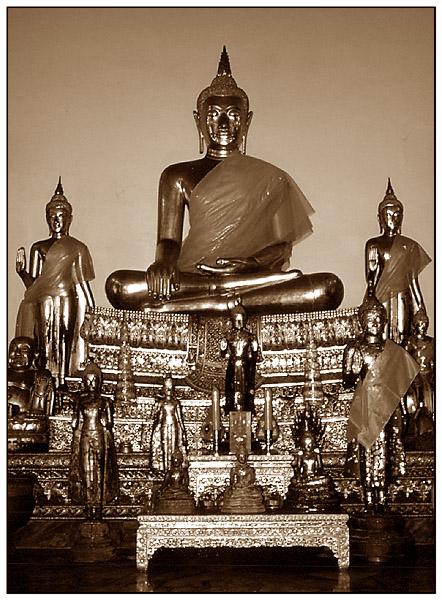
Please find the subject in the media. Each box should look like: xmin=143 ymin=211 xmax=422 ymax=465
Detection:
xmin=136 ymin=513 xmax=350 ymax=571
xmin=71 ymin=520 xmax=117 ymax=563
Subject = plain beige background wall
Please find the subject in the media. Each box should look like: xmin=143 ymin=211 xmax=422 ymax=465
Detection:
xmin=8 ymin=6 xmax=434 ymax=341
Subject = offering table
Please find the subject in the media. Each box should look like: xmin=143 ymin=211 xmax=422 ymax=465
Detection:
xmin=136 ymin=513 xmax=350 ymax=571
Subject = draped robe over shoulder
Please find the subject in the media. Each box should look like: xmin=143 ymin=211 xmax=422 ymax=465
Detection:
xmin=375 ymin=235 xmax=431 ymax=304
xmin=15 ymin=236 xmax=95 ymax=378
xmin=177 ymin=152 xmax=314 ymax=273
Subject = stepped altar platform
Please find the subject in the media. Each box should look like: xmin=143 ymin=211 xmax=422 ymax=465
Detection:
xmin=8 ymin=306 xmax=434 ymax=550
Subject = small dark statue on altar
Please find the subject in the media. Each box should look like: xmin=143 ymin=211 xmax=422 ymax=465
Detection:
xmin=221 ymin=303 xmax=258 ymax=414
xmin=283 ymin=408 xmax=340 ymax=513
xmin=154 ymin=448 xmax=195 ymax=515
xmin=220 ymin=441 xmax=265 ymax=514
xmin=68 ymin=363 xmax=119 ymax=520
xmin=149 ymin=374 xmax=188 ymax=474
xmin=343 ymin=294 xmax=419 ymax=514
xmin=8 ymin=336 xmax=54 ymax=452
xmin=399 ymin=309 xmax=434 ymax=450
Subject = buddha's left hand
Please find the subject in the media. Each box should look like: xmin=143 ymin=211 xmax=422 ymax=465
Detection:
xmin=196 ymin=257 xmax=259 ymax=275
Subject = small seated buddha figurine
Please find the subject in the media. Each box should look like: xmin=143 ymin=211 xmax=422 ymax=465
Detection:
xmin=15 ymin=178 xmax=95 ymax=389
xmin=364 ymin=179 xmax=431 ymax=346
xmin=343 ymin=294 xmax=419 ymax=514
xmin=154 ymin=448 xmax=195 ymax=515
xmin=283 ymin=411 xmax=340 ymax=513
xmin=8 ymin=337 xmax=54 ymax=452
xmin=221 ymin=303 xmax=258 ymax=414
xmin=220 ymin=441 xmax=265 ymax=514
xmin=106 ymin=47 xmax=344 ymax=315
xmin=8 ymin=336 xmax=38 ymax=416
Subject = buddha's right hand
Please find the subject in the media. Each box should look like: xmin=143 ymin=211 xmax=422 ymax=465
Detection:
xmin=16 ymin=247 xmax=26 ymax=274
xmin=146 ymin=261 xmax=180 ymax=301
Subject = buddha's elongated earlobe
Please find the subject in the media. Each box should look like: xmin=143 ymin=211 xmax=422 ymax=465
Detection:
xmin=193 ymin=110 xmax=204 ymax=154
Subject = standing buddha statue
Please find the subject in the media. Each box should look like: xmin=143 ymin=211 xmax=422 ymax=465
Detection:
xmin=364 ymin=179 xmax=431 ymax=346
xmin=106 ymin=47 xmax=344 ymax=315
xmin=15 ymin=178 xmax=95 ymax=388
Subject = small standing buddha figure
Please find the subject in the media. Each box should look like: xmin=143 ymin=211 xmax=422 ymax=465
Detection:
xmin=105 ymin=46 xmax=343 ymax=315
xmin=220 ymin=441 xmax=265 ymax=514
xmin=343 ymin=294 xmax=419 ymax=514
xmin=221 ymin=302 xmax=258 ymax=414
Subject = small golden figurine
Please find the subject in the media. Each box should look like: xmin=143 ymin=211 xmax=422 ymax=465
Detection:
xmin=364 ymin=179 xmax=431 ymax=346
xmin=106 ymin=46 xmax=343 ymax=315
xmin=8 ymin=337 xmax=54 ymax=452
xmin=405 ymin=309 xmax=434 ymax=415
xmin=149 ymin=374 xmax=188 ymax=474
xmin=283 ymin=408 xmax=340 ymax=513
xmin=221 ymin=303 xmax=258 ymax=414
xmin=68 ymin=363 xmax=119 ymax=520
xmin=154 ymin=448 xmax=195 ymax=515
xmin=220 ymin=441 xmax=265 ymax=514
xmin=15 ymin=178 xmax=95 ymax=389
xmin=343 ymin=295 xmax=419 ymax=513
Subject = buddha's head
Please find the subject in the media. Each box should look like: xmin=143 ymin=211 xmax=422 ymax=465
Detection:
xmin=194 ymin=47 xmax=253 ymax=158
xmin=301 ymin=431 xmax=315 ymax=452
xmin=411 ymin=309 xmax=429 ymax=336
xmin=162 ymin=373 xmax=175 ymax=399
xmin=8 ymin=337 xmax=35 ymax=371
xmin=230 ymin=303 xmax=247 ymax=330
xmin=358 ymin=294 xmax=387 ymax=337
xmin=82 ymin=362 xmax=102 ymax=392
xmin=378 ymin=178 xmax=403 ymax=235
xmin=171 ymin=447 xmax=183 ymax=467
xmin=46 ymin=177 xmax=72 ymax=237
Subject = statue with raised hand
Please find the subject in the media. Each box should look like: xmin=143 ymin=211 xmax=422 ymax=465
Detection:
xmin=106 ymin=47 xmax=343 ymax=315
xmin=15 ymin=178 xmax=95 ymax=388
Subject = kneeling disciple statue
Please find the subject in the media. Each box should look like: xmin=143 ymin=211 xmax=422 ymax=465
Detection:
xmin=15 ymin=178 xmax=95 ymax=389
xmin=68 ymin=363 xmax=119 ymax=520
xmin=343 ymin=295 xmax=420 ymax=514
xmin=220 ymin=441 xmax=265 ymax=514
xmin=106 ymin=47 xmax=343 ymax=315
xmin=154 ymin=448 xmax=195 ymax=515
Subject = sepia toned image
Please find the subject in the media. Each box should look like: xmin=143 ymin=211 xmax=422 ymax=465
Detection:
xmin=7 ymin=6 xmax=434 ymax=594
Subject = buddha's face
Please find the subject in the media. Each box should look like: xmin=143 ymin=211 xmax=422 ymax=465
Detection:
xmin=197 ymin=95 xmax=252 ymax=154
xmin=8 ymin=338 xmax=34 ymax=371
xmin=378 ymin=203 xmax=403 ymax=234
xmin=46 ymin=207 xmax=71 ymax=236
xmin=414 ymin=317 xmax=429 ymax=336
xmin=302 ymin=435 xmax=314 ymax=452
xmin=83 ymin=372 xmax=100 ymax=392
xmin=363 ymin=310 xmax=386 ymax=336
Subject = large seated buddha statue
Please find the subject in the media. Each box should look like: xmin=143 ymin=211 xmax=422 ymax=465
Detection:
xmin=106 ymin=47 xmax=344 ymax=315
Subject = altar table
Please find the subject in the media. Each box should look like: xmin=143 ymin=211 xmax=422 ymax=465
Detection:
xmin=136 ymin=513 xmax=349 ymax=571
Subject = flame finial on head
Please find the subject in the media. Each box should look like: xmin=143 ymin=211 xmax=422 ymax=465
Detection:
xmin=197 ymin=46 xmax=249 ymax=113
xmin=46 ymin=176 xmax=72 ymax=215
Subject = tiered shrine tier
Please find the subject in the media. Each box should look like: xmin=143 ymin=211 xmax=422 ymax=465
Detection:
xmin=8 ymin=306 xmax=434 ymax=549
